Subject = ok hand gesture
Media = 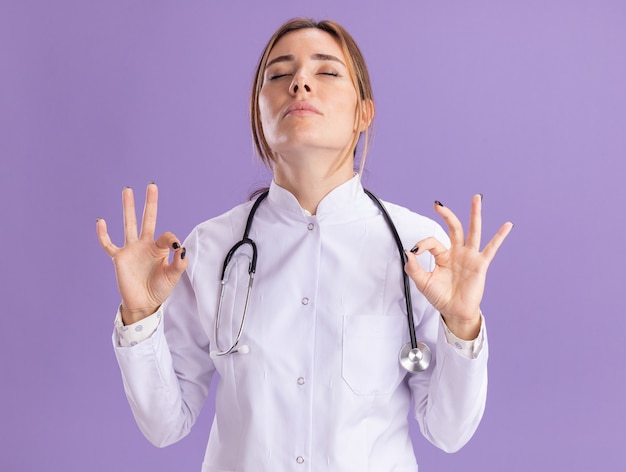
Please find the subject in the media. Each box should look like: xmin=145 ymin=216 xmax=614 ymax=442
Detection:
xmin=405 ymin=195 xmax=513 ymax=340
xmin=96 ymin=183 xmax=188 ymax=325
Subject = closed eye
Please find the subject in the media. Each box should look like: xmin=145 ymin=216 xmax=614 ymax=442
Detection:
xmin=319 ymin=71 xmax=339 ymax=77
xmin=269 ymin=73 xmax=291 ymax=80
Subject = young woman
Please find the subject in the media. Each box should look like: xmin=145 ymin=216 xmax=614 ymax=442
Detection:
xmin=97 ymin=18 xmax=512 ymax=472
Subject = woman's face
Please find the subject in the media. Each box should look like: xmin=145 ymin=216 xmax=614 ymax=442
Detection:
xmin=259 ymin=28 xmax=359 ymax=162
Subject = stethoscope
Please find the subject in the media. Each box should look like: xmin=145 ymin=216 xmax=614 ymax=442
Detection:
xmin=211 ymin=189 xmax=432 ymax=373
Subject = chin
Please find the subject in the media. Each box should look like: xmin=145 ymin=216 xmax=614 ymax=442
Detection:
xmin=271 ymin=129 xmax=353 ymax=155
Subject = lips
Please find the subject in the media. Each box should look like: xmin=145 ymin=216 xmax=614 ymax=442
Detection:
xmin=283 ymin=101 xmax=321 ymax=117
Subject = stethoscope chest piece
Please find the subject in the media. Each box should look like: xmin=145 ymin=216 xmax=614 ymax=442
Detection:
xmin=399 ymin=342 xmax=432 ymax=373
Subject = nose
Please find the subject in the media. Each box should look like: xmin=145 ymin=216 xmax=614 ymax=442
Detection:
xmin=291 ymin=74 xmax=311 ymax=95
xmin=292 ymin=83 xmax=311 ymax=93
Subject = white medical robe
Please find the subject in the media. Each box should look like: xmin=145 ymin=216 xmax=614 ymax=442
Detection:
xmin=113 ymin=176 xmax=488 ymax=472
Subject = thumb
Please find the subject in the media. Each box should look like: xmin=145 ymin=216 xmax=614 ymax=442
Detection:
xmin=154 ymin=232 xmax=189 ymax=285
xmin=168 ymin=244 xmax=188 ymax=280
xmin=404 ymin=250 xmax=429 ymax=293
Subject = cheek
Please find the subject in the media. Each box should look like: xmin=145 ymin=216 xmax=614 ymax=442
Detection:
xmin=335 ymin=94 xmax=359 ymax=131
xmin=258 ymin=94 xmax=277 ymax=134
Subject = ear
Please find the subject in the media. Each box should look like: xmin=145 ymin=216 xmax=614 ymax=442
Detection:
xmin=358 ymin=99 xmax=375 ymax=131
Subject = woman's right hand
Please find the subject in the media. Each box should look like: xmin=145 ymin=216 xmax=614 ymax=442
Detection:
xmin=96 ymin=183 xmax=188 ymax=325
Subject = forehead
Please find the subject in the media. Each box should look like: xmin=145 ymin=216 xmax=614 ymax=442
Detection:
xmin=267 ymin=28 xmax=346 ymax=62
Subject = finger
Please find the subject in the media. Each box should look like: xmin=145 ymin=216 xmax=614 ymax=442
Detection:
xmin=409 ymin=236 xmax=449 ymax=259
xmin=481 ymin=222 xmax=514 ymax=263
xmin=96 ymin=218 xmax=119 ymax=257
xmin=155 ymin=231 xmax=183 ymax=252
xmin=433 ymin=200 xmax=465 ymax=247
xmin=140 ymin=182 xmax=158 ymax=241
xmin=466 ymin=194 xmax=482 ymax=250
xmin=122 ymin=186 xmax=138 ymax=244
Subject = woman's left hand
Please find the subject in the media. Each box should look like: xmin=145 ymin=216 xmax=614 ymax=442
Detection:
xmin=404 ymin=195 xmax=513 ymax=340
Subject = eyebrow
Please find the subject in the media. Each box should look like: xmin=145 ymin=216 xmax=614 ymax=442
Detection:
xmin=265 ymin=53 xmax=346 ymax=69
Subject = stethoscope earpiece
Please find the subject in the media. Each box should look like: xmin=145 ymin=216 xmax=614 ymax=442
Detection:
xmin=237 ymin=345 xmax=250 ymax=354
xmin=399 ymin=342 xmax=432 ymax=373
xmin=211 ymin=344 xmax=250 ymax=359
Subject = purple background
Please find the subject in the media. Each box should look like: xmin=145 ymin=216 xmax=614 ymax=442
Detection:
xmin=2 ymin=1 xmax=625 ymax=470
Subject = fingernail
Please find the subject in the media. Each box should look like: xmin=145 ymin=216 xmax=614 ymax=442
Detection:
xmin=96 ymin=217 xmax=102 ymax=222
xmin=181 ymin=248 xmax=186 ymax=260
xmin=124 ymin=185 xmax=131 ymax=189
xmin=435 ymin=200 xmax=444 ymax=207
xmin=148 ymin=181 xmax=156 ymax=185
xmin=479 ymin=193 xmax=483 ymax=200
xmin=172 ymin=242 xmax=180 ymax=250
xmin=410 ymin=246 xmax=419 ymax=253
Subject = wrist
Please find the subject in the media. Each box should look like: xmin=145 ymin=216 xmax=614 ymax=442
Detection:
xmin=441 ymin=311 xmax=482 ymax=341
xmin=120 ymin=304 xmax=160 ymax=325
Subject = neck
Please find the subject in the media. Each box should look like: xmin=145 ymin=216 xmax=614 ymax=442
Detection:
xmin=272 ymin=149 xmax=355 ymax=215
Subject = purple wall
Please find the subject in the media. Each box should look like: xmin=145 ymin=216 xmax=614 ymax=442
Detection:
xmin=2 ymin=1 xmax=625 ymax=470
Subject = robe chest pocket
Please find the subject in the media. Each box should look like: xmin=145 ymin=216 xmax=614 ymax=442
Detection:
xmin=341 ymin=314 xmax=406 ymax=395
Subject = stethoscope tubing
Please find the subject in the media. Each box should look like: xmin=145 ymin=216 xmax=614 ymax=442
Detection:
xmin=212 ymin=188 xmax=430 ymax=371
xmin=213 ymin=193 xmax=267 ymax=357
xmin=363 ymin=189 xmax=419 ymax=351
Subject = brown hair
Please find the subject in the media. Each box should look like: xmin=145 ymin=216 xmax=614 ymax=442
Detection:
xmin=250 ymin=18 xmax=374 ymax=172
